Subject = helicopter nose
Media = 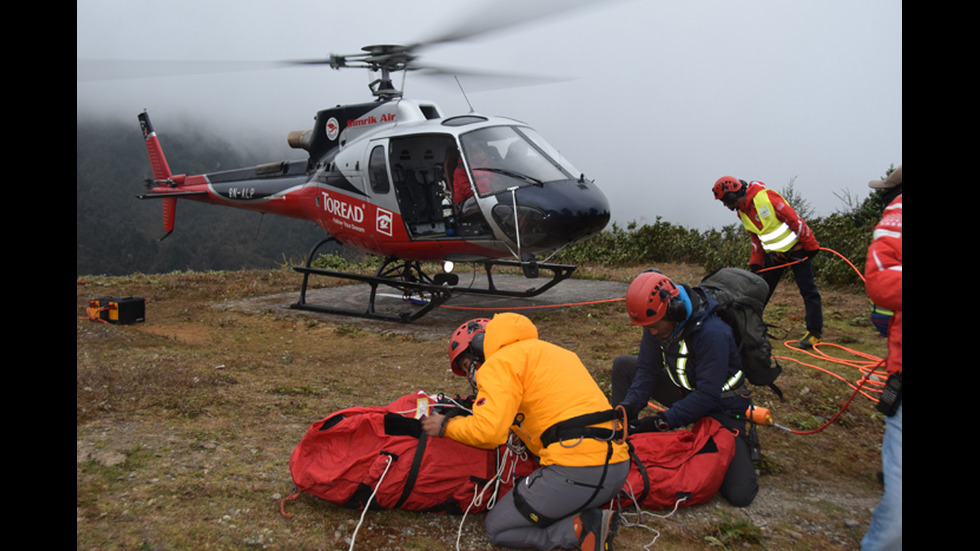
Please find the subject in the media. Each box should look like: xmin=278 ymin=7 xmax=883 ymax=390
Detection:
xmin=490 ymin=179 xmax=610 ymax=251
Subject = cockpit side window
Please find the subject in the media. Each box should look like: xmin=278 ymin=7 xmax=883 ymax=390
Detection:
xmin=368 ymin=145 xmax=390 ymax=194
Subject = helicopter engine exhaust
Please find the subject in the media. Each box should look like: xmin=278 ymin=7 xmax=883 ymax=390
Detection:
xmin=288 ymin=129 xmax=313 ymax=151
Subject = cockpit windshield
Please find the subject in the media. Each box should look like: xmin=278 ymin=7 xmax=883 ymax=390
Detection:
xmin=459 ymin=126 xmax=581 ymax=197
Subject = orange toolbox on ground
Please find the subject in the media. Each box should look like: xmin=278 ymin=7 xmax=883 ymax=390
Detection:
xmin=90 ymin=297 xmax=145 ymax=325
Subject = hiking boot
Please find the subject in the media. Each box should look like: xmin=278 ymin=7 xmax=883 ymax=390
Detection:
xmin=574 ymin=509 xmax=616 ymax=550
xmin=797 ymin=330 xmax=821 ymax=349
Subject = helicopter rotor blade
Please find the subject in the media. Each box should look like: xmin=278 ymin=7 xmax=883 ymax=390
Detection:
xmin=77 ymin=0 xmax=619 ymax=84
xmin=410 ymin=61 xmax=570 ymax=90
xmin=76 ymin=58 xmax=292 ymax=81
xmin=413 ymin=0 xmax=601 ymax=49
xmin=287 ymin=44 xmax=417 ymax=71
xmin=309 ymin=0 xmax=613 ymax=76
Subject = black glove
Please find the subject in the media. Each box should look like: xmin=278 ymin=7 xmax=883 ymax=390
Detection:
xmin=617 ymin=402 xmax=640 ymax=422
xmin=633 ymin=413 xmax=671 ymax=433
xmin=749 ymin=264 xmax=763 ymax=274
xmin=769 ymin=251 xmax=791 ymax=264
xmin=799 ymin=248 xmax=820 ymax=261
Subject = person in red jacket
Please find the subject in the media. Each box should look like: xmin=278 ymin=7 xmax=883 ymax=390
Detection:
xmin=861 ymin=166 xmax=902 ymax=551
xmin=449 ymin=142 xmax=495 ymax=216
xmin=713 ymin=176 xmax=823 ymax=348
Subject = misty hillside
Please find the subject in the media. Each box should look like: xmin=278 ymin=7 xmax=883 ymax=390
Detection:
xmin=76 ymin=117 xmax=343 ymax=277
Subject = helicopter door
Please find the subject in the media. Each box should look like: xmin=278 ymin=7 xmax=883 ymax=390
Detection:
xmin=389 ymin=134 xmax=489 ymax=239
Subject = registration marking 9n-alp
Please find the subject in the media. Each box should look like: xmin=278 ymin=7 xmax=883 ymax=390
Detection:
xmin=226 ymin=186 xmax=257 ymax=200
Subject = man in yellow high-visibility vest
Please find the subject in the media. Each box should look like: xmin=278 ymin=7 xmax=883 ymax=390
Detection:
xmin=713 ymin=176 xmax=823 ymax=348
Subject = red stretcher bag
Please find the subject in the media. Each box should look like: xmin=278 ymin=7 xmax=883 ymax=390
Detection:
xmin=622 ymin=417 xmax=736 ymax=510
xmin=287 ymin=391 xmax=533 ymax=514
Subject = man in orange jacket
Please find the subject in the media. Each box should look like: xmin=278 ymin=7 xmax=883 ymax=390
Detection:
xmin=423 ymin=313 xmax=630 ymax=551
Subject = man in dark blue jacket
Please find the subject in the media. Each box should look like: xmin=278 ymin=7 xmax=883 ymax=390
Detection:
xmin=612 ymin=269 xmax=759 ymax=507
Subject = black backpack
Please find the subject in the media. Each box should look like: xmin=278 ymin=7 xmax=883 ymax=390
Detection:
xmin=698 ymin=267 xmax=783 ymax=398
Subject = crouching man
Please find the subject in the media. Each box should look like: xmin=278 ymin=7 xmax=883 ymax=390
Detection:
xmin=423 ymin=313 xmax=630 ymax=551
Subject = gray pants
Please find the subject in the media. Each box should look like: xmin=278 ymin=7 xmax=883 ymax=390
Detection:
xmin=485 ymin=460 xmax=630 ymax=550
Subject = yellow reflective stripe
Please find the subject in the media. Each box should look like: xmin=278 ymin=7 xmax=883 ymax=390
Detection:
xmin=668 ymin=340 xmax=742 ymax=392
xmin=721 ymin=370 xmax=744 ymax=392
xmin=871 ymin=301 xmax=894 ymax=316
xmin=741 ymin=188 xmax=799 ymax=252
xmin=675 ymin=341 xmax=691 ymax=390
xmin=759 ymin=222 xmax=798 ymax=251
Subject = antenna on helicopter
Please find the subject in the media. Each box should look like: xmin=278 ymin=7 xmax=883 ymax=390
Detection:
xmin=454 ymin=75 xmax=475 ymax=113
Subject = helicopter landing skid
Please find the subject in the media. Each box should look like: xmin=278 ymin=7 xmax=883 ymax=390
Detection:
xmin=289 ymin=238 xmax=454 ymax=322
xmin=287 ymin=238 xmax=576 ymax=323
xmin=290 ymin=264 xmax=454 ymax=322
xmin=463 ymin=258 xmax=577 ymax=299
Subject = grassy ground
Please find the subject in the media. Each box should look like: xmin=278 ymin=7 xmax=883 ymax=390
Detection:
xmin=77 ymin=262 xmax=889 ymax=550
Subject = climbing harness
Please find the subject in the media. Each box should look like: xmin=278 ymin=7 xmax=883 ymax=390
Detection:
xmin=511 ymin=406 xmax=629 ymax=528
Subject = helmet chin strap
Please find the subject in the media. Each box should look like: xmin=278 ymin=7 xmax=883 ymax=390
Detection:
xmin=466 ymin=362 xmax=481 ymax=394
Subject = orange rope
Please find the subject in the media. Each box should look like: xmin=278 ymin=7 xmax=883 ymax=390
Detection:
xmin=757 ymin=247 xmax=866 ymax=284
xmin=777 ymin=368 xmax=878 ymax=436
xmin=776 ymin=341 xmax=887 ymax=403
xmin=280 ymin=490 xmax=301 ymax=518
xmin=772 ymin=342 xmax=886 ymax=435
xmin=761 ymin=246 xmax=881 ymax=434
xmin=80 ymin=305 xmax=112 ymax=324
xmin=819 ymin=247 xmax=867 ymax=284
xmin=439 ymin=297 xmax=624 ymax=311
xmin=756 ymin=259 xmax=803 ymax=273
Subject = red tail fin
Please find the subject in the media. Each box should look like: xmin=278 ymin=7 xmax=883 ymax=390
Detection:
xmin=139 ymin=111 xmax=172 ymax=181
xmin=162 ymin=197 xmax=177 ymax=236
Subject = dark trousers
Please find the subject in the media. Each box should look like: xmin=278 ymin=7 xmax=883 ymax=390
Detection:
xmin=760 ymin=254 xmax=823 ymax=334
xmin=611 ymin=355 xmax=759 ymax=507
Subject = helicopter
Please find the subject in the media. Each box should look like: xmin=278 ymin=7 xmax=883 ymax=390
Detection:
xmin=137 ymin=38 xmax=611 ymax=323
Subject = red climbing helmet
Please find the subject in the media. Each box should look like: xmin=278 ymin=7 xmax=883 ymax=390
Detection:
xmin=448 ymin=318 xmax=490 ymax=376
xmin=625 ymin=270 xmax=684 ymax=327
xmin=712 ymin=176 xmax=746 ymax=207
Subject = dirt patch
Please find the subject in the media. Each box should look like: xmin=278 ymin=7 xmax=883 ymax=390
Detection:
xmin=77 ymin=265 xmax=888 ymax=550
